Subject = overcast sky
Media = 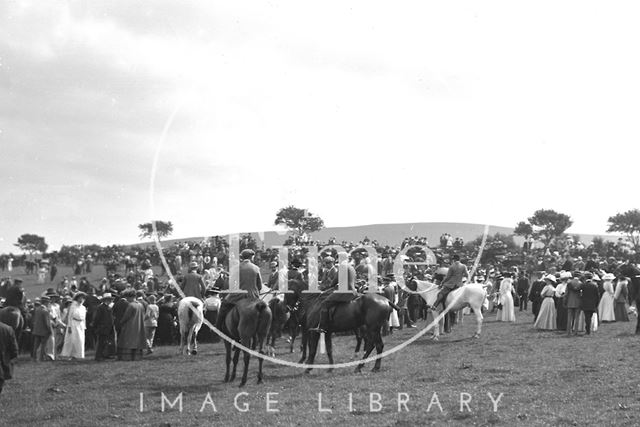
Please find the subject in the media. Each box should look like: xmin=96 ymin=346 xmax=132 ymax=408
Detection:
xmin=1 ymin=1 xmax=639 ymax=254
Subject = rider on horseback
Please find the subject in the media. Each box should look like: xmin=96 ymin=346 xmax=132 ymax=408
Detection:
xmin=309 ymin=255 xmax=357 ymax=334
xmin=431 ymin=254 xmax=469 ymax=310
xmin=215 ymin=249 xmax=262 ymax=333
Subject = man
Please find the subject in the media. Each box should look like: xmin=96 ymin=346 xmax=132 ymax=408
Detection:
xmin=585 ymin=253 xmax=599 ymax=271
xmin=117 ymin=289 xmax=146 ymax=361
xmin=516 ymin=271 xmax=530 ymax=312
xmin=431 ymin=254 xmax=468 ymax=310
xmin=92 ymin=293 xmax=115 ymax=361
xmin=215 ymin=249 xmax=262 ymax=333
xmin=309 ymin=254 xmax=357 ymax=333
xmin=564 ymin=277 xmax=582 ymax=335
xmin=0 ymin=320 xmax=18 ymax=398
xmin=31 ymin=296 xmax=53 ymax=361
xmin=181 ymin=262 xmax=206 ymax=300
xmin=319 ymin=256 xmax=338 ymax=291
xmin=529 ymin=272 xmax=546 ymax=321
xmin=555 ymin=272 xmax=570 ymax=330
xmin=580 ymin=274 xmax=600 ymax=335
xmin=266 ymin=261 xmax=279 ymax=289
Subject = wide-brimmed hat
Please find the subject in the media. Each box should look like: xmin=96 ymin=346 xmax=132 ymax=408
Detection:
xmin=559 ymin=271 xmax=573 ymax=279
xmin=101 ymin=293 xmax=113 ymax=300
xmin=73 ymin=292 xmax=87 ymax=301
xmin=189 ymin=261 xmax=198 ymax=269
xmin=602 ymin=273 xmax=615 ymax=281
xmin=544 ymin=275 xmax=557 ymax=283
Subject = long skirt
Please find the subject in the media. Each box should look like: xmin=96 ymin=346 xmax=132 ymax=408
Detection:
xmin=598 ymin=294 xmax=616 ymax=322
xmin=614 ymin=302 xmax=629 ymax=322
xmin=534 ymin=298 xmax=556 ymax=330
xmin=576 ymin=311 xmax=598 ymax=332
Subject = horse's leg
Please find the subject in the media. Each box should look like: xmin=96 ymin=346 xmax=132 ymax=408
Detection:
xmin=230 ymin=346 xmax=241 ymax=382
xmin=472 ymin=305 xmax=483 ymax=338
xmin=355 ymin=332 xmax=376 ymax=373
xmin=192 ymin=325 xmax=200 ymax=355
xmin=179 ymin=329 xmax=185 ymax=354
xmin=352 ymin=329 xmax=362 ymax=360
xmin=239 ymin=336 xmax=251 ymax=387
xmin=298 ymin=330 xmax=308 ymax=364
xmin=186 ymin=327 xmax=193 ymax=355
xmin=255 ymin=335 xmax=266 ymax=384
xmin=304 ymin=332 xmax=319 ymax=374
xmin=372 ymin=328 xmax=384 ymax=372
xmin=223 ymin=341 xmax=232 ymax=382
xmin=325 ymin=333 xmax=334 ymax=372
xmin=289 ymin=323 xmax=297 ymax=353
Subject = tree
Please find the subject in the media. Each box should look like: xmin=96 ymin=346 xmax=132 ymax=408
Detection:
xmin=274 ymin=206 xmax=324 ymax=237
xmin=515 ymin=209 xmax=573 ymax=248
xmin=138 ymin=220 xmax=174 ymax=240
xmin=607 ymin=209 xmax=640 ymax=250
xmin=465 ymin=232 xmax=518 ymax=264
xmin=15 ymin=234 xmax=48 ymax=257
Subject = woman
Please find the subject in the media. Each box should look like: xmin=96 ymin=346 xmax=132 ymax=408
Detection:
xmin=60 ymin=292 xmax=87 ymax=359
xmin=598 ymin=273 xmax=616 ymax=322
xmin=613 ymin=277 xmax=630 ymax=322
xmin=534 ymin=275 xmax=557 ymax=330
xmin=496 ymin=275 xmax=516 ymax=322
xmin=144 ymin=295 xmax=159 ymax=354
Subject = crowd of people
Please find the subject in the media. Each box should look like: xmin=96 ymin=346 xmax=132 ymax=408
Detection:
xmin=1 ymin=231 xmax=639 ymax=397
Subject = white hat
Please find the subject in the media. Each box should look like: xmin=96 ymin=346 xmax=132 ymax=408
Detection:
xmin=602 ymin=273 xmax=615 ymax=281
xmin=544 ymin=274 xmax=557 ymax=283
xmin=559 ymin=271 xmax=573 ymax=279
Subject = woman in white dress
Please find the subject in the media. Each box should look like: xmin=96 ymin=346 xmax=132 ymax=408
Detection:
xmin=496 ymin=276 xmax=516 ymax=322
xmin=534 ymin=275 xmax=557 ymax=330
xmin=598 ymin=273 xmax=616 ymax=322
xmin=61 ymin=292 xmax=87 ymax=359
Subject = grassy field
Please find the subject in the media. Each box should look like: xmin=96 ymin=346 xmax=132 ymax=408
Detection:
xmin=3 ymin=265 xmax=640 ymax=426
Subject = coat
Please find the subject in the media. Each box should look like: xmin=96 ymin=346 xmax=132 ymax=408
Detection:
xmin=31 ymin=306 xmax=53 ymax=337
xmin=441 ymin=262 xmax=469 ymax=289
xmin=118 ymin=300 xmax=146 ymax=350
xmin=0 ymin=321 xmax=18 ymax=382
xmin=564 ymin=279 xmax=582 ymax=309
xmin=92 ymin=303 xmax=114 ymax=336
xmin=181 ymin=272 xmax=206 ymax=300
xmin=580 ymin=281 xmax=600 ymax=311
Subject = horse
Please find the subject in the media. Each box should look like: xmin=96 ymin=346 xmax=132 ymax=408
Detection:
xmin=408 ymin=278 xmax=487 ymax=340
xmin=0 ymin=286 xmax=25 ymax=345
xmin=286 ymin=279 xmax=398 ymax=373
xmin=256 ymin=284 xmax=291 ymax=357
xmin=222 ymin=298 xmax=272 ymax=386
xmin=177 ymin=297 xmax=204 ymax=355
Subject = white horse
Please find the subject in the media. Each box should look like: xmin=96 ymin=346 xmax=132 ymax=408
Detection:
xmin=177 ymin=296 xmax=205 ymax=355
xmin=410 ymin=279 xmax=487 ymax=340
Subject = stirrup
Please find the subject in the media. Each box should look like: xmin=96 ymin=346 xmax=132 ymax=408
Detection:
xmin=309 ymin=326 xmax=327 ymax=334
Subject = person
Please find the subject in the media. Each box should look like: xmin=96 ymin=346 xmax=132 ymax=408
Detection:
xmin=181 ymin=262 xmax=206 ymax=300
xmin=598 ymin=273 xmax=616 ymax=322
xmin=31 ymin=296 xmax=53 ymax=361
xmin=0 ymin=320 xmax=18 ymax=398
xmin=117 ymin=289 xmax=146 ymax=361
xmin=266 ymin=261 xmax=279 ymax=289
xmin=564 ymin=278 xmax=582 ymax=335
xmin=309 ymin=254 xmax=357 ymax=334
xmin=45 ymin=292 xmax=65 ymax=360
xmin=92 ymin=293 xmax=115 ymax=361
xmin=215 ymin=249 xmax=262 ymax=333
xmin=496 ymin=274 xmax=516 ymax=322
xmin=555 ymin=272 xmax=570 ymax=330
xmin=529 ymin=273 xmax=546 ymax=321
xmin=60 ymin=292 xmax=87 ymax=359
xmin=144 ymin=295 xmax=159 ymax=354
xmin=156 ymin=294 xmax=177 ymax=345
xmin=516 ymin=272 xmax=530 ymax=312
xmin=580 ymin=274 xmax=600 ymax=335
xmin=613 ymin=277 xmax=630 ymax=322
xmin=431 ymin=254 xmax=469 ymax=310
xmin=534 ymin=275 xmax=557 ymax=330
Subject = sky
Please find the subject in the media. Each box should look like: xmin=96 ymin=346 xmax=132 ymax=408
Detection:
xmin=1 ymin=1 xmax=640 ymax=254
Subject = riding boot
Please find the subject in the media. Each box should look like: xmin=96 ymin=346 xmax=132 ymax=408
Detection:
xmin=309 ymin=307 xmax=330 ymax=334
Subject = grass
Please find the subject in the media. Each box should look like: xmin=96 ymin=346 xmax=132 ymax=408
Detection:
xmin=3 ymin=265 xmax=640 ymax=426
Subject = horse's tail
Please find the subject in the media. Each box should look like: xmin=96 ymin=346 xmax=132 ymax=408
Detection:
xmin=256 ymin=300 xmax=268 ymax=312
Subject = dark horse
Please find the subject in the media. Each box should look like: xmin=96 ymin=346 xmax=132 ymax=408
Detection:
xmin=618 ymin=263 xmax=640 ymax=334
xmin=286 ymin=279 xmax=398 ymax=373
xmin=0 ymin=286 xmax=25 ymax=345
xmin=221 ymin=298 xmax=272 ymax=386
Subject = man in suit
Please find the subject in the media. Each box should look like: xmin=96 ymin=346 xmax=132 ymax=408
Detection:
xmin=310 ymin=254 xmax=357 ymax=334
xmin=215 ymin=249 xmax=262 ymax=333
xmin=516 ymin=272 xmax=530 ymax=311
xmin=431 ymin=254 xmax=469 ymax=310
xmin=92 ymin=293 xmax=115 ymax=361
xmin=266 ymin=262 xmax=279 ymax=289
xmin=580 ymin=274 xmax=600 ymax=335
xmin=564 ymin=278 xmax=583 ymax=335
xmin=31 ymin=296 xmax=53 ymax=361
xmin=0 ymin=320 xmax=18 ymax=398
xmin=529 ymin=272 xmax=546 ymax=321
xmin=181 ymin=262 xmax=206 ymax=300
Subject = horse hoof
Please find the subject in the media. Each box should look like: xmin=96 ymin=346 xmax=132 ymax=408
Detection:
xmin=431 ymin=336 xmax=439 ymax=342
xmin=327 ymin=368 xmax=333 ymax=374
xmin=354 ymin=367 xmax=362 ymax=374
xmin=257 ymin=378 xmax=263 ymax=385
xmin=239 ymin=381 xmax=246 ymax=388
xmin=304 ymin=368 xmax=312 ymax=374
xmin=472 ymin=334 xmax=480 ymax=339
xmin=191 ymin=350 xmax=198 ymax=355
xmin=371 ymin=367 xmax=380 ymax=373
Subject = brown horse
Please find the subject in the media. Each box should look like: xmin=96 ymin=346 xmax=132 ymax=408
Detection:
xmin=265 ymin=297 xmax=290 ymax=356
xmin=286 ymin=279 xmax=397 ymax=373
xmin=0 ymin=286 xmax=25 ymax=344
xmin=618 ymin=263 xmax=640 ymax=334
xmin=221 ymin=298 xmax=272 ymax=386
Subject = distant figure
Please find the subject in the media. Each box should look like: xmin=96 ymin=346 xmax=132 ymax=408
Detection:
xmin=60 ymin=292 xmax=87 ymax=359
xmin=534 ymin=275 xmax=557 ymax=330
xmin=598 ymin=274 xmax=616 ymax=323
